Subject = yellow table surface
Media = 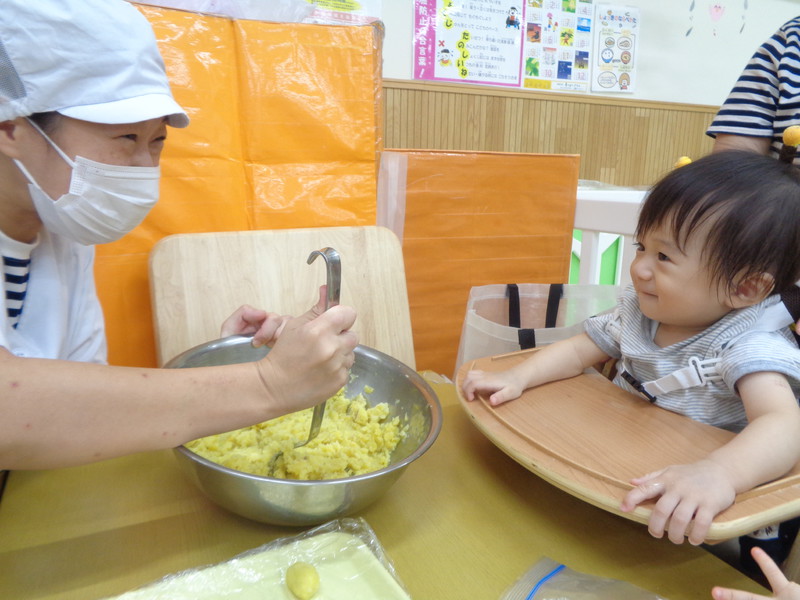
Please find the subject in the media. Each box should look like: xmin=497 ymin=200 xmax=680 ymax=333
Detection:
xmin=0 ymin=381 xmax=768 ymax=599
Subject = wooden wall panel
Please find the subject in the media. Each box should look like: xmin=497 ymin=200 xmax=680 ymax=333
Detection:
xmin=383 ymin=79 xmax=717 ymax=187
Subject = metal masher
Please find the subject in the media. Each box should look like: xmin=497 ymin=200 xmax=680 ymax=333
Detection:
xmin=269 ymin=247 xmax=341 ymax=475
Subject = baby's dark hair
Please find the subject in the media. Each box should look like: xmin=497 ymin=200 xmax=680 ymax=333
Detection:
xmin=636 ymin=150 xmax=800 ymax=295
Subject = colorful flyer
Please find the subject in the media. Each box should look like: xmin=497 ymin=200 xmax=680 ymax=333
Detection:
xmin=591 ymin=4 xmax=639 ymax=93
xmin=523 ymin=0 xmax=594 ymax=92
xmin=305 ymin=0 xmax=382 ymax=25
xmin=413 ymin=0 xmax=526 ymax=87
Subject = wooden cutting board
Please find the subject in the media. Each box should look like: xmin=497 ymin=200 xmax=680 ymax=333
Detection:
xmin=149 ymin=226 xmax=414 ymax=368
xmin=455 ymin=350 xmax=800 ymax=542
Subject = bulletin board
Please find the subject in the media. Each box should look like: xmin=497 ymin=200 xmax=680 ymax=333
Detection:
xmin=385 ymin=0 xmax=800 ymax=106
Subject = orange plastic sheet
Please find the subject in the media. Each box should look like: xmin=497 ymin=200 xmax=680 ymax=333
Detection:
xmin=95 ymin=4 xmax=383 ymax=367
xmin=378 ymin=150 xmax=579 ymax=376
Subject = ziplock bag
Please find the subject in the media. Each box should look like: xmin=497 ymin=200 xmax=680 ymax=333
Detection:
xmin=103 ymin=518 xmax=410 ymax=599
xmin=501 ymin=556 xmax=668 ymax=600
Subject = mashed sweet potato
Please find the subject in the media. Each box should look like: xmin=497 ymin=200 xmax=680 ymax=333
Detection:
xmin=186 ymin=388 xmax=406 ymax=480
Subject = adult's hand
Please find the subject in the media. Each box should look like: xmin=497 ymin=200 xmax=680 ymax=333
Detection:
xmin=220 ymin=304 xmax=291 ymax=348
xmin=254 ymin=290 xmax=358 ymax=416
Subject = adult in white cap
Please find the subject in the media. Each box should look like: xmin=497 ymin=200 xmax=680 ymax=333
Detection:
xmin=0 ymin=0 xmax=358 ymax=469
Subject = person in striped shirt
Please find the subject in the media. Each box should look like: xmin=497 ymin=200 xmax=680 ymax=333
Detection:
xmin=707 ymin=17 xmax=800 ymax=158
xmin=462 ymin=151 xmax=800 ymax=547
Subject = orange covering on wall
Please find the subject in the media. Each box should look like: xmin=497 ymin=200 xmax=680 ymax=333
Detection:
xmin=389 ymin=150 xmax=579 ymax=376
xmin=94 ymin=5 xmax=383 ymax=366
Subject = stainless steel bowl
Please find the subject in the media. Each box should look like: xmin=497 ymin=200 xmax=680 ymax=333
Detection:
xmin=165 ymin=336 xmax=442 ymax=526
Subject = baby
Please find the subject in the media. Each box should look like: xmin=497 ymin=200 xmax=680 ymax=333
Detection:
xmin=462 ymin=150 xmax=800 ymax=545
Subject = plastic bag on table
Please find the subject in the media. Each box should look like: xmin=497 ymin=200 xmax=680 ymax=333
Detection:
xmin=104 ymin=517 xmax=410 ymax=599
xmin=501 ymin=556 xmax=668 ymax=600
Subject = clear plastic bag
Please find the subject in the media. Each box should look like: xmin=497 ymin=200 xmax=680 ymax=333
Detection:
xmin=105 ymin=518 xmax=410 ymax=599
xmin=501 ymin=557 xmax=668 ymax=600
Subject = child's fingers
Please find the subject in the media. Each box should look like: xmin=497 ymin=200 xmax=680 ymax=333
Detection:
xmin=460 ymin=370 xmax=485 ymax=401
xmin=629 ymin=469 xmax=667 ymax=486
xmin=678 ymin=502 xmax=716 ymax=546
xmin=750 ymin=546 xmax=789 ymax=590
xmin=620 ymin=477 xmax=665 ymax=511
xmin=710 ymin=585 xmax=766 ymax=600
xmin=488 ymin=389 xmax=517 ymax=406
xmin=686 ymin=520 xmax=711 ymax=546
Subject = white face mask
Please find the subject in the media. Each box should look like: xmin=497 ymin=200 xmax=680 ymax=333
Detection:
xmin=13 ymin=119 xmax=161 ymax=245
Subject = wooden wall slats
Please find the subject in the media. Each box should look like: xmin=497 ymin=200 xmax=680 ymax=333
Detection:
xmin=383 ymin=79 xmax=717 ymax=187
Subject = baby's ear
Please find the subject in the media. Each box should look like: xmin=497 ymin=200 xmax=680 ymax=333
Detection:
xmin=728 ymin=273 xmax=775 ymax=309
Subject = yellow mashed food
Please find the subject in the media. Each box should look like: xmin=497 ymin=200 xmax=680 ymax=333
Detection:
xmin=186 ymin=388 xmax=406 ymax=480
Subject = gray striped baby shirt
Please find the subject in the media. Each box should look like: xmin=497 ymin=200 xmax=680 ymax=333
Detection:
xmin=584 ymin=286 xmax=800 ymax=432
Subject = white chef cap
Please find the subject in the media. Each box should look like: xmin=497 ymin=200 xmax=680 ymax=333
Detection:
xmin=0 ymin=0 xmax=189 ymax=127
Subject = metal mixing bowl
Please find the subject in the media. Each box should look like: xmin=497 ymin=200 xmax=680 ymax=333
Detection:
xmin=165 ymin=336 xmax=442 ymax=526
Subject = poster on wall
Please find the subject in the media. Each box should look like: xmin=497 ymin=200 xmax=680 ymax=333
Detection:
xmin=523 ymin=0 xmax=594 ymax=93
xmin=591 ymin=4 xmax=639 ymax=93
xmin=413 ymin=0 xmax=526 ymax=87
xmin=304 ymin=0 xmax=382 ymax=24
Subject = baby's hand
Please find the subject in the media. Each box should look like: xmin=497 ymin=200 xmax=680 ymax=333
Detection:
xmin=620 ymin=459 xmax=736 ymax=545
xmin=460 ymin=369 xmax=526 ymax=406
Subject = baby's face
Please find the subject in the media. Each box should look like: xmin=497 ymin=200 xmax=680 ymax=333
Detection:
xmin=630 ymin=220 xmax=734 ymax=341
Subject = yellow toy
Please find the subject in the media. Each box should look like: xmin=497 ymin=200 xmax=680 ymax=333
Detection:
xmin=673 ymin=156 xmax=692 ymax=168
xmin=780 ymin=125 xmax=800 ymax=163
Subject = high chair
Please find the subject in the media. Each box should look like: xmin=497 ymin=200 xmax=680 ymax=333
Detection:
xmin=148 ymin=226 xmax=415 ymax=369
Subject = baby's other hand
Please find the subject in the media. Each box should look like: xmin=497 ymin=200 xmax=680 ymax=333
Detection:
xmin=620 ymin=459 xmax=736 ymax=545
xmin=460 ymin=369 xmax=525 ymax=406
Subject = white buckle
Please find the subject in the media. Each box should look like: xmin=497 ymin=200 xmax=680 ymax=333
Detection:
xmin=688 ymin=356 xmax=722 ymax=386
xmin=640 ymin=355 xmax=721 ymax=397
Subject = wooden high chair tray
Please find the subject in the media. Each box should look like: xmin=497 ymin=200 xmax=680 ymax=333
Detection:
xmin=455 ymin=350 xmax=800 ymax=542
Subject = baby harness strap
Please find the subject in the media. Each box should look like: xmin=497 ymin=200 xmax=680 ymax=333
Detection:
xmin=507 ymin=283 xmax=563 ymax=350
xmin=620 ymin=296 xmax=799 ymax=403
xmin=621 ymin=356 xmax=723 ymax=403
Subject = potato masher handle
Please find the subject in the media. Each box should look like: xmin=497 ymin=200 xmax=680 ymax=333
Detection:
xmin=301 ymin=247 xmax=342 ymax=444
xmin=307 ymin=247 xmax=341 ymax=311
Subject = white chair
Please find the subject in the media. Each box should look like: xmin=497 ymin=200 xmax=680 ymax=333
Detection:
xmin=573 ymin=187 xmax=646 ymax=287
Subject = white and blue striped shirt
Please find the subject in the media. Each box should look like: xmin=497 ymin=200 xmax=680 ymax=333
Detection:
xmin=584 ymin=286 xmax=800 ymax=432
xmin=707 ymin=17 xmax=800 ymax=158
xmin=0 ymin=231 xmax=36 ymax=330
xmin=4 ymin=255 xmax=30 ymax=328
